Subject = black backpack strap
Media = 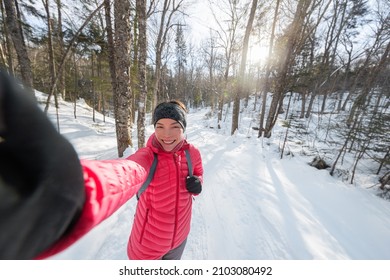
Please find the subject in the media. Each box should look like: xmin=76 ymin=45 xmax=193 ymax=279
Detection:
xmin=185 ymin=149 xmax=193 ymax=177
xmin=137 ymin=153 xmax=158 ymax=200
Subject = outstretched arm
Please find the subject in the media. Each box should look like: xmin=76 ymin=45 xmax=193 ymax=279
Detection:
xmin=37 ymin=157 xmax=150 ymax=259
xmin=0 ymin=71 xmax=152 ymax=259
xmin=0 ymin=71 xmax=85 ymax=259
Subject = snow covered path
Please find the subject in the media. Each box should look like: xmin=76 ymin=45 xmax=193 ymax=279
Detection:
xmin=184 ymin=109 xmax=390 ymax=260
xmin=48 ymin=103 xmax=390 ymax=260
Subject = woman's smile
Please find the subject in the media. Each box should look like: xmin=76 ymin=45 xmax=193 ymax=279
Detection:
xmin=155 ymin=118 xmax=184 ymax=151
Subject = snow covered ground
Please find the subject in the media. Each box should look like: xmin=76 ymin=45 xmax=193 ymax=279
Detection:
xmin=36 ymin=92 xmax=390 ymax=260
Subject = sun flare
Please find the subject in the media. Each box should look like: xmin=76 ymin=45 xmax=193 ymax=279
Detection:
xmin=248 ymin=45 xmax=270 ymax=65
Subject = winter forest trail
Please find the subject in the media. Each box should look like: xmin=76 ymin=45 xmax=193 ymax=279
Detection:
xmin=184 ymin=109 xmax=390 ymax=260
xmin=50 ymin=104 xmax=390 ymax=260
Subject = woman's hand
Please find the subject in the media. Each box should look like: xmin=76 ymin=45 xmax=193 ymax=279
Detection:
xmin=186 ymin=176 xmax=202 ymax=194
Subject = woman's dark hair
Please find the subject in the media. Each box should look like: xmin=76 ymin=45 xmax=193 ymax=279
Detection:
xmin=168 ymin=100 xmax=187 ymax=113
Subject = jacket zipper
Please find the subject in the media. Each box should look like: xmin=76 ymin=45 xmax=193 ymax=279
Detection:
xmin=172 ymin=152 xmax=180 ymax=248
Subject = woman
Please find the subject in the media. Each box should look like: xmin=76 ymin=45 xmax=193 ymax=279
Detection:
xmin=0 ymin=71 xmax=203 ymax=260
xmin=127 ymin=100 xmax=203 ymax=260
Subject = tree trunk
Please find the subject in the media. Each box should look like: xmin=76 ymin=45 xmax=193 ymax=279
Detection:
xmin=264 ymin=0 xmax=311 ymax=138
xmin=113 ymin=0 xmax=133 ymax=157
xmin=136 ymin=0 xmax=147 ymax=149
xmin=42 ymin=0 xmax=56 ymax=98
xmin=151 ymin=0 xmax=184 ymax=110
xmin=44 ymin=2 xmax=104 ymax=114
xmin=3 ymin=0 xmax=33 ymax=90
xmin=0 ymin=1 xmax=14 ymax=74
xmin=258 ymin=0 xmax=280 ymax=137
xmin=329 ymin=117 xmax=359 ymax=176
xmin=152 ymin=0 xmax=170 ymax=109
xmin=55 ymin=0 xmax=66 ymax=99
xmin=347 ymin=41 xmax=390 ymax=126
xmin=104 ymin=0 xmax=117 ymax=96
xmin=299 ymin=91 xmax=307 ymax=118
xmin=231 ymin=0 xmax=258 ymax=135
xmin=42 ymin=0 xmax=61 ymax=130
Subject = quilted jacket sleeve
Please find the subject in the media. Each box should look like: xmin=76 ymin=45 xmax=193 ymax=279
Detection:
xmin=36 ymin=149 xmax=154 ymax=259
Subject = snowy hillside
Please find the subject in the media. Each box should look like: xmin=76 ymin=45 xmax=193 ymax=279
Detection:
xmin=36 ymin=92 xmax=390 ymax=260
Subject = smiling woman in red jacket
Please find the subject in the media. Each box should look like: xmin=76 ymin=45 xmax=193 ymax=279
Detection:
xmin=0 ymin=71 xmax=203 ymax=260
xmin=127 ymin=101 xmax=203 ymax=260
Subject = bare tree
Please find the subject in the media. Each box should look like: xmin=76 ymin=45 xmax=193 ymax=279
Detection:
xmin=104 ymin=0 xmax=117 ymax=98
xmin=263 ymin=0 xmax=313 ymax=138
xmin=150 ymin=0 xmax=185 ymax=110
xmin=44 ymin=2 xmax=105 ymax=114
xmin=55 ymin=0 xmax=66 ymax=99
xmin=3 ymin=0 xmax=33 ymax=90
xmin=231 ymin=0 xmax=258 ymax=135
xmin=136 ymin=0 xmax=147 ymax=149
xmin=210 ymin=0 xmax=243 ymax=129
xmin=346 ymin=11 xmax=390 ymax=127
xmin=258 ymin=0 xmax=280 ymax=137
xmin=42 ymin=0 xmax=59 ymax=112
xmin=201 ymin=32 xmax=218 ymax=113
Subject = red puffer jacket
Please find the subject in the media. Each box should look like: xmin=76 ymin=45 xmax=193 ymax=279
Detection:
xmin=128 ymin=134 xmax=203 ymax=259
xmin=37 ymin=134 xmax=203 ymax=260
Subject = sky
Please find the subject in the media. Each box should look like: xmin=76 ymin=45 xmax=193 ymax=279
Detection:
xmin=33 ymin=89 xmax=390 ymax=261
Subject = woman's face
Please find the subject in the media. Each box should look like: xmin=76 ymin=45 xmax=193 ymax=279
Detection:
xmin=154 ymin=118 xmax=184 ymax=151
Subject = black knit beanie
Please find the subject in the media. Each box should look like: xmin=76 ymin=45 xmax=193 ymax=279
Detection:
xmin=153 ymin=101 xmax=187 ymax=131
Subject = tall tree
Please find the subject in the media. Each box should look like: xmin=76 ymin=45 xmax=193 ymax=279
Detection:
xmin=231 ymin=0 xmax=258 ymax=135
xmin=136 ymin=0 xmax=147 ymax=149
xmin=113 ymin=0 xmax=133 ymax=157
xmin=0 ymin=0 xmax=14 ymax=74
xmin=42 ymin=0 xmax=56 ymax=97
xmin=151 ymin=0 xmax=184 ymax=109
xmin=42 ymin=0 xmax=62 ymax=131
xmin=3 ymin=0 xmax=33 ymax=90
xmin=44 ymin=2 xmax=105 ymax=113
xmin=104 ymin=0 xmax=117 ymax=99
xmin=211 ymin=0 xmax=242 ymax=129
xmin=174 ymin=23 xmax=187 ymax=100
xmin=258 ymin=0 xmax=280 ymax=137
xmin=55 ymin=0 xmax=66 ymax=99
xmin=202 ymin=32 xmax=218 ymax=114
xmin=263 ymin=0 xmax=312 ymax=138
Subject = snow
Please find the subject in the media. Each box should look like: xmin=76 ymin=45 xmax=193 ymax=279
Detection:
xmin=35 ymin=92 xmax=390 ymax=260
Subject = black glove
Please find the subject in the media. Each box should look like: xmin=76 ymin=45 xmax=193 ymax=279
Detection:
xmin=0 ymin=71 xmax=85 ymax=259
xmin=186 ymin=175 xmax=202 ymax=194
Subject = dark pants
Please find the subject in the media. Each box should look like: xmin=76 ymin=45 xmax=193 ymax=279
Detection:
xmin=161 ymin=239 xmax=187 ymax=260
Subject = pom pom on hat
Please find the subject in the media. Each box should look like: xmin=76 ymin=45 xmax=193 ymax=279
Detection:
xmin=152 ymin=101 xmax=187 ymax=131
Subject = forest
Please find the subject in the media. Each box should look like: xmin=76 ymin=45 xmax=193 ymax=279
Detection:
xmin=0 ymin=0 xmax=389 ymax=196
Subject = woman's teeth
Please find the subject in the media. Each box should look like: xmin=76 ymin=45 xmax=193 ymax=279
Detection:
xmin=162 ymin=140 xmax=175 ymax=144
